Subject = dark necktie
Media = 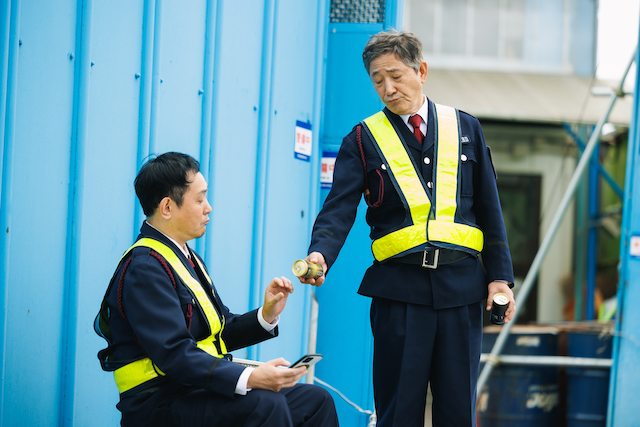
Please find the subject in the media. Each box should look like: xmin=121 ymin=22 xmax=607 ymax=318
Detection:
xmin=408 ymin=114 xmax=424 ymax=144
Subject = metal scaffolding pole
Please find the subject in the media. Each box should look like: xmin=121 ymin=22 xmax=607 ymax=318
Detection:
xmin=480 ymin=354 xmax=613 ymax=369
xmin=477 ymin=49 xmax=637 ymax=396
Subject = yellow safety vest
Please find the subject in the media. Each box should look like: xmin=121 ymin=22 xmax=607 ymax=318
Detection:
xmin=363 ymin=104 xmax=484 ymax=262
xmin=113 ymin=238 xmax=227 ymax=393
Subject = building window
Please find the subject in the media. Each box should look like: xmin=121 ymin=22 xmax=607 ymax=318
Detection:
xmin=404 ymin=0 xmax=594 ymax=75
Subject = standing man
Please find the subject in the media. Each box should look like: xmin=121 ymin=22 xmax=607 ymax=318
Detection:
xmin=299 ymin=31 xmax=515 ymax=426
xmin=95 ymin=152 xmax=338 ymax=427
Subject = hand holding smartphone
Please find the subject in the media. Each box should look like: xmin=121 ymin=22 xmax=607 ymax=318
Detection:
xmin=289 ymin=354 xmax=323 ymax=369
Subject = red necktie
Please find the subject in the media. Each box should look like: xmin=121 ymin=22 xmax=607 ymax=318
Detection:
xmin=408 ymin=114 xmax=424 ymax=144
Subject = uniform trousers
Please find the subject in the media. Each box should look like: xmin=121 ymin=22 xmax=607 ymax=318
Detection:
xmin=119 ymin=381 xmax=339 ymax=427
xmin=370 ymin=298 xmax=483 ymax=427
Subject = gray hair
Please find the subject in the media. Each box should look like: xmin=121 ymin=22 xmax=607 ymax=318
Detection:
xmin=362 ymin=29 xmax=424 ymax=74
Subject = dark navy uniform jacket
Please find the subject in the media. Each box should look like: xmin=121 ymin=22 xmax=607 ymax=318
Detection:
xmin=309 ymin=99 xmax=514 ymax=309
xmin=98 ymin=222 xmax=276 ymax=405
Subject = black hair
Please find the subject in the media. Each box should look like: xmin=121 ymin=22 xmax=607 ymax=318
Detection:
xmin=134 ymin=152 xmax=200 ymax=217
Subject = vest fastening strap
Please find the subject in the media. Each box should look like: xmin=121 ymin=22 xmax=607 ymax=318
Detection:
xmin=363 ymin=105 xmax=484 ymax=262
xmin=113 ymin=238 xmax=226 ymax=393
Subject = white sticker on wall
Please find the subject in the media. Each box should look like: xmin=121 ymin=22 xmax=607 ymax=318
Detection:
xmin=630 ymin=235 xmax=640 ymax=258
xmin=294 ymin=121 xmax=312 ymax=161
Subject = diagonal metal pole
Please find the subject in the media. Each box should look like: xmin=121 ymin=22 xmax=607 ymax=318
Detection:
xmin=477 ymin=48 xmax=637 ymax=396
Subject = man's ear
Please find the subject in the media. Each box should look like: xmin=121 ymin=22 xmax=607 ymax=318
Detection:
xmin=419 ymin=61 xmax=428 ymax=84
xmin=157 ymin=196 xmax=173 ymax=219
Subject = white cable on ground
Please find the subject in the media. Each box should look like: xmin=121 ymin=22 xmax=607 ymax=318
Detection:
xmin=314 ymin=376 xmax=377 ymax=426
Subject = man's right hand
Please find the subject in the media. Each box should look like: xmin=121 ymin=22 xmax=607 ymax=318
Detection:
xmin=246 ymin=358 xmax=307 ymax=392
xmin=297 ymin=252 xmax=327 ymax=287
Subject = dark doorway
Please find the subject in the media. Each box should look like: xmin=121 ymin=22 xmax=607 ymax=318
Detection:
xmin=490 ymin=173 xmax=542 ymax=325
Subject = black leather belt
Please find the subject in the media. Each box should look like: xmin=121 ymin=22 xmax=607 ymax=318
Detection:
xmin=391 ymin=249 xmax=471 ymax=269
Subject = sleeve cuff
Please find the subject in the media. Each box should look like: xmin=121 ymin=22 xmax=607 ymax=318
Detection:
xmin=257 ymin=307 xmax=279 ymax=332
xmin=495 ymin=279 xmax=514 ymax=289
xmin=235 ymin=367 xmax=254 ymax=395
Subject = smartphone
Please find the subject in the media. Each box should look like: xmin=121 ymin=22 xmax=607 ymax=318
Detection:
xmin=289 ymin=354 xmax=323 ymax=369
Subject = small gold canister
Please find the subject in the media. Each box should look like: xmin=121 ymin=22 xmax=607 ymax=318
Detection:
xmin=292 ymin=260 xmax=324 ymax=279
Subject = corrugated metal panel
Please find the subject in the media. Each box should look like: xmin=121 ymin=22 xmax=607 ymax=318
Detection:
xmin=0 ymin=0 xmax=328 ymax=425
xmin=314 ymin=18 xmax=386 ymax=427
xmin=74 ymin=0 xmax=146 ymax=424
xmin=2 ymin=1 xmax=78 ymax=425
xmin=258 ymin=0 xmax=325 ymax=362
xmin=609 ymin=34 xmax=640 ymax=427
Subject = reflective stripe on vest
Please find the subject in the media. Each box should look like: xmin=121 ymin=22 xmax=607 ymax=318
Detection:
xmin=113 ymin=238 xmax=227 ymax=393
xmin=364 ymin=104 xmax=484 ymax=262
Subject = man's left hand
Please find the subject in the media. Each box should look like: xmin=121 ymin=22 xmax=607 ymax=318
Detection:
xmin=262 ymin=276 xmax=294 ymax=324
xmin=486 ymin=281 xmax=516 ymax=324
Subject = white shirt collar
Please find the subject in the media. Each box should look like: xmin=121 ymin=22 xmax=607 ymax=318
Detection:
xmin=145 ymin=221 xmax=191 ymax=259
xmin=400 ymin=95 xmax=428 ymax=135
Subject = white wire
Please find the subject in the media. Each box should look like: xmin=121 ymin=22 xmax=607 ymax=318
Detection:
xmin=313 ymin=376 xmax=373 ymax=415
xmin=314 ymin=377 xmax=378 ymax=427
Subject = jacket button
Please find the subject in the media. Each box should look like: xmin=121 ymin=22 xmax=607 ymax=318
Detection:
xmin=424 ymin=157 xmax=431 ymax=165
xmin=461 ymin=154 xmax=468 ymax=162
xmin=381 ymin=164 xmax=387 ymax=170
xmin=427 ymin=181 xmax=433 ymax=188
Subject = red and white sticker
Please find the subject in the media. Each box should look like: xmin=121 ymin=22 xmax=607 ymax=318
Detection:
xmin=631 ymin=235 xmax=640 ymax=258
xmin=294 ymin=121 xmax=312 ymax=161
xmin=321 ymin=153 xmax=336 ymax=189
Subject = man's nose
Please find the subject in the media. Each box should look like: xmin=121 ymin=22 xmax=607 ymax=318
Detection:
xmin=384 ymin=79 xmax=396 ymax=96
xmin=204 ymin=199 xmax=212 ymax=214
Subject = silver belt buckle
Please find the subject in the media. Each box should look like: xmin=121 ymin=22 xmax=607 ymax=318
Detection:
xmin=422 ymin=249 xmax=439 ymax=269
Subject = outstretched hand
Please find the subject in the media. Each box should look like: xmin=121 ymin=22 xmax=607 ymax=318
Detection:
xmin=297 ymin=252 xmax=327 ymax=287
xmin=246 ymin=358 xmax=307 ymax=392
xmin=262 ymin=276 xmax=293 ymax=324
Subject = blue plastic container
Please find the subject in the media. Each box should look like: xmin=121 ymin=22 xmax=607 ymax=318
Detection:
xmin=566 ymin=330 xmax=612 ymax=427
xmin=478 ymin=326 xmax=560 ymax=427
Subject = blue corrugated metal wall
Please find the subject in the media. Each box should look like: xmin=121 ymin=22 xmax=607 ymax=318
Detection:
xmin=0 ymin=0 xmax=328 ymax=425
xmin=609 ymin=22 xmax=640 ymax=427
xmin=313 ymin=3 xmax=403 ymax=425
xmin=313 ymin=22 xmax=383 ymax=427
